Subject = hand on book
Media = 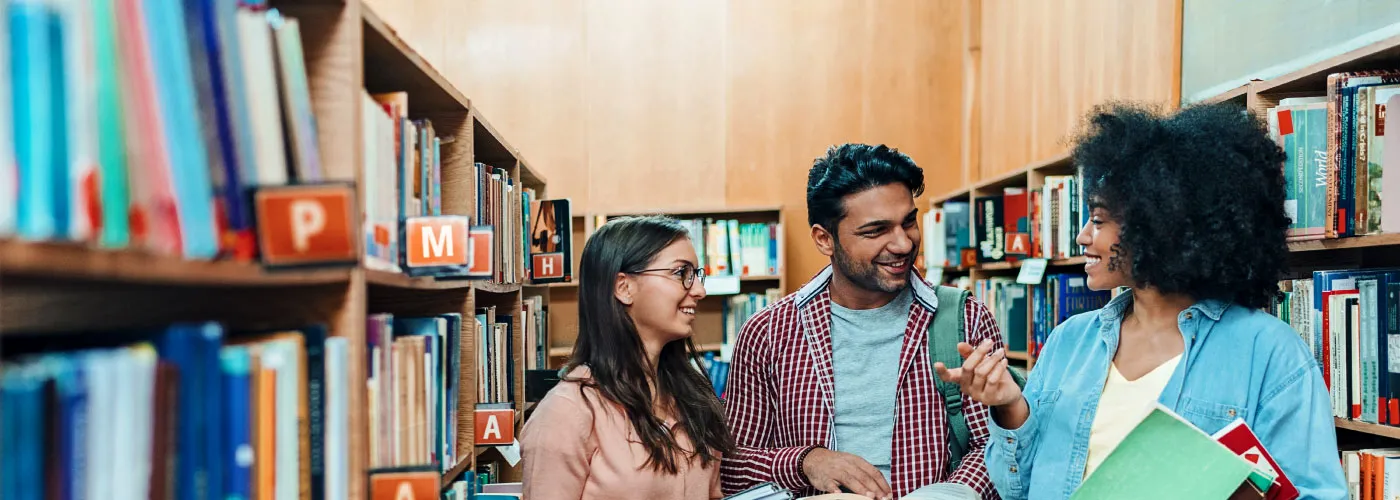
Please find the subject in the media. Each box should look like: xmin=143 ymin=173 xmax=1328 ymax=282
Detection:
xmin=801 ymin=448 xmax=893 ymax=500
xmin=933 ymin=339 xmax=1021 ymax=408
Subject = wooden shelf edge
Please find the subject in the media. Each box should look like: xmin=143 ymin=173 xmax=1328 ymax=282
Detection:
xmin=930 ymin=153 xmax=1072 ymax=206
xmin=360 ymin=3 xmax=471 ymax=112
xmin=597 ymin=204 xmax=784 ymax=218
xmin=1287 ymin=233 xmax=1400 ymax=252
xmin=365 ymin=269 xmax=473 ymax=290
xmin=1006 ymin=351 xmax=1030 ymax=361
xmin=0 ymin=239 xmax=352 ymax=286
xmin=961 ymin=255 xmax=1088 ymax=272
xmin=1256 ymin=33 xmax=1400 ymax=95
xmin=473 ymin=281 xmax=523 ymax=294
xmin=1335 ymin=418 xmax=1400 ymax=440
xmin=441 ymin=457 xmax=474 ymax=489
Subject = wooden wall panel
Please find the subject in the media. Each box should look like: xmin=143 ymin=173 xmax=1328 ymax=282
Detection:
xmin=439 ymin=0 xmax=591 ymax=208
xmin=584 ymin=1 xmax=727 ymax=214
xmin=726 ymin=0 xmax=965 ymax=286
xmin=977 ymin=0 xmax=1181 ymax=180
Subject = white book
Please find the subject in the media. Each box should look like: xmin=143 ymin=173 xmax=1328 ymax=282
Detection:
xmin=60 ymin=0 xmax=98 ymax=240
xmin=235 ymin=9 xmax=288 ymax=185
xmin=325 ymin=337 xmax=349 ymax=500
xmin=262 ymin=340 xmax=301 ymax=500
xmin=269 ymin=12 xmax=322 ymax=181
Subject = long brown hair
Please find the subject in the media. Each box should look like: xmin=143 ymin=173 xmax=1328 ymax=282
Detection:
xmin=565 ymin=215 xmax=734 ymax=473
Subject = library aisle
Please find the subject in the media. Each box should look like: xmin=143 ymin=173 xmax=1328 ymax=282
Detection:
xmin=7 ymin=0 xmax=1400 ymax=499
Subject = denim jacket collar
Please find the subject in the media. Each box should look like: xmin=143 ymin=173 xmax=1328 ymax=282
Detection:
xmin=1095 ymin=289 xmax=1231 ymax=331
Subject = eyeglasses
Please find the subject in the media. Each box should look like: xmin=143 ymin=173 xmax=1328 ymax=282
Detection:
xmin=630 ymin=265 xmax=706 ymax=290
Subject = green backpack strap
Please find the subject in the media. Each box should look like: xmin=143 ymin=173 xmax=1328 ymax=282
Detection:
xmin=929 ymin=286 xmax=1029 ymax=473
xmin=929 ymin=286 xmax=972 ymax=473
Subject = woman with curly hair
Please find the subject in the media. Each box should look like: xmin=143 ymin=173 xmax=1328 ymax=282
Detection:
xmin=935 ymin=101 xmax=1347 ymax=499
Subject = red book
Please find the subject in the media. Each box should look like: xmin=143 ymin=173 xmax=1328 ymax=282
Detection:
xmin=1211 ymin=418 xmax=1299 ymax=500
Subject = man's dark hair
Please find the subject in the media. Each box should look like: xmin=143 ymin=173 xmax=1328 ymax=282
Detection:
xmin=806 ymin=143 xmax=925 ymax=233
xmin=1072 ymin=101 xmax=1289 ymax=309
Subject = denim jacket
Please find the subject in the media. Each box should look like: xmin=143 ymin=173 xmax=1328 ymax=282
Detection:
xmin=985 ymin=290 xmax=1347 ymax=500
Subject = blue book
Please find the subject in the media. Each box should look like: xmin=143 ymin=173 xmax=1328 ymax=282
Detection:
xmin=50 ymin=356 xmax=87 ymax=500
xmin=220 ymin=346 xmax=253 ymax=500
xmin=142 ymin=0 xmax=217 ymax=258
xmin=11 ymin=0 xmax=64 ymax=240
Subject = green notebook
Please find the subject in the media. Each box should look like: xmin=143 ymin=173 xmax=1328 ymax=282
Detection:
xmin=1070 ymin=403 xmax=1264 ymax=500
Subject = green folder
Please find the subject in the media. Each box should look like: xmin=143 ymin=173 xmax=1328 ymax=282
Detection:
xmin=1070 ymin=403 xmax=1264 ymax=500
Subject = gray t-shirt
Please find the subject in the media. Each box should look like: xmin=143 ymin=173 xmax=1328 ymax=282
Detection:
xmin=830 ymin=287 xmax=914 ymax=481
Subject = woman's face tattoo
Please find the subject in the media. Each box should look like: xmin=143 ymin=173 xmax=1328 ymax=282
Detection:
xmin=1107 ymin=243 xmax=1126 ymax=273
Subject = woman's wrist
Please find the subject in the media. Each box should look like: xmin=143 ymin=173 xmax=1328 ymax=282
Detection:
xmin=992 ymin=396 xmax=1031 ymax=430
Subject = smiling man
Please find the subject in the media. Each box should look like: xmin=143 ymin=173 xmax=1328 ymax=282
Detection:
xmin=720 ymin=144 xmax=1006 ymax=500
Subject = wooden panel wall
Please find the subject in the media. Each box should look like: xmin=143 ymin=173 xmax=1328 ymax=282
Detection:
xmin=364 ymin=0 xmax=967 ymax=285
xmin=977 ymin=0 xmax=1182 ymax=179
xmin=725 ymin=0 xmax=965 ymax=285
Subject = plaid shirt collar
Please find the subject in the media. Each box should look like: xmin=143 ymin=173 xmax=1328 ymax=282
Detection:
xmin=792 ymin=264 xmax=942 ymax=432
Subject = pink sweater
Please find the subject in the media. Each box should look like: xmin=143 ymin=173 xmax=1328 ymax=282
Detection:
xmin=520 ymin=366 xmax=722 ymax=500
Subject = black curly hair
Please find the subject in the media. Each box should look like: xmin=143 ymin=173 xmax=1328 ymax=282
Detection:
xmin=1071 ymin=101 xmax=1290 ymax=310
xmin=807 ymin=143 xmax=925 ymax=233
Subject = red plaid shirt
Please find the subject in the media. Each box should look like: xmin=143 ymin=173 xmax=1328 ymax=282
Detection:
xmin=720 ymin=266 xmax=1004 ymax=499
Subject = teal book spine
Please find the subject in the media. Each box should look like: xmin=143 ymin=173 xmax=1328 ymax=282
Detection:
xmin=92 ymin=0 xmax=128 ymax=248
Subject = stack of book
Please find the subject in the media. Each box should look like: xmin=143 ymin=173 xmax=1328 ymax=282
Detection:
xmin=0 ymin=323 xmax=351 ymax=500
xmin=365 ymin=313 xmax=462 ymax=472
xmin=1273 ymin=269 xmax=1400 ymax=429
xmin=1265 ymin=71 xmax=1400 ymax=241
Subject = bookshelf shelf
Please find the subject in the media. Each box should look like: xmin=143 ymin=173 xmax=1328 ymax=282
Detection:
xmin=442 ymin=458 xmax=475 ymax=491
xmin=365 ymin=269 xmax=473 ymax=290
xmin=1335 ymin=418 xmax=1400 ymax=440
xmin=953 ymin=255 xmax=1088 ymax=273
xmin=1006 ymin=350 xmax=1030 ymax=361
xmin=361 ymin=4 xmax=470 ymax=114
xmin=473 ymin=281 xmax=524 ymax=294
xmin=599 ymin=204 xmax=784 ymax=218
xmin=739 ymin=275 xmax=783 ymax=282
xmin=471 ymin=108 xmax=518 ymax=167
xmin=1286 ymin=233 xmax=1400 ymax=252
xmin=546 ymin=342 xmax=721 ymax=359
xmin=1253 ymin=34 xmax=1400 ymax=96
xmin=0 ymin=240 xmax=353 ymax=286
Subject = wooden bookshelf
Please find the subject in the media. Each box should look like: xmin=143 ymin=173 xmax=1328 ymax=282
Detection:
xmin=1 ymin=1 xmax=552 ymax=497
xmin=933 ymin=30 xmax=1400 ymax=444
xmin=1335 ymin=418 xmax=1400 ymax=440
xmin=0 ymin=239 xmax=353 ymax=286
xmin=541 ymin=207 xmax=787 ymax=369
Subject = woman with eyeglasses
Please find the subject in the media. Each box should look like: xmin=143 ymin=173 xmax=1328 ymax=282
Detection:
xmin=520 ymin=215 xmax=733 ymax=500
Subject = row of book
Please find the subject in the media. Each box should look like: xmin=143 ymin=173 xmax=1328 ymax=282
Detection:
xmin=362 ymin=89 xmax=560 ymax=283
xmin=1265 ymin=70 xmax=1400 ymax=241
xmin=670 ymin=219 xmax=782 ymax=278
xmin=966 ymin=273 xmax=1109 ymax=357
xmin=4 ymin=0 xmax=325 ymax=260
xmin=363 ymin=300 xmax=549 ymax=472
xmin=1340 ymin=447 xmax=1400 ymax=500
xmin=365 ymin=313 xmax=461 ymax=471
xmin=973 ymin=277 xmax=1029 ymax=353
xmin=1273 ymin=269 xmax=1400 ymax=427
xmin=718 ymin=289 xmax=782 ymax=359
xmin=927 ymin=174 xmax=1089 ymax=269
xmin=0 ymin=323 xmax=350 ymax=500
xmin=1031 ymin=273 xmax=1112 ymax=356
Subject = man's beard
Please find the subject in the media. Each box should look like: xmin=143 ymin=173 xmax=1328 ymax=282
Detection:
xmin=832 ymin=241 xmax=916 ymax=294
